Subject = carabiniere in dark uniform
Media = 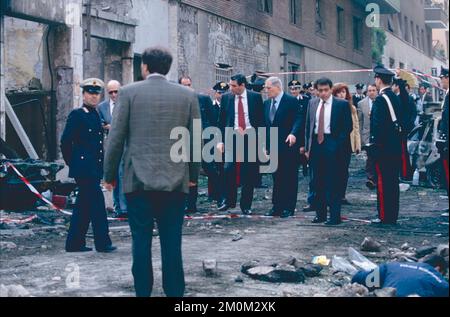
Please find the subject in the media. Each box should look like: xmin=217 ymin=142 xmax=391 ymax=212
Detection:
xmin=367 ymin=66 xmax=404 ymax=225
xmin=60 ymin=78 xmax=116 ymax=253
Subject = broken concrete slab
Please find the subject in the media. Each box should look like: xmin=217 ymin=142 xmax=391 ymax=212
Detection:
xmin=0 ymin=241 xmax=17 ymax=250
xmin=241 ymin=260 xmax=261 ymax=273
xmin=374 ymin=287 xmax=397 ymax=297
xmin=0 ymin=284 xmax=31 ymax=297
xmin=415 ymin=246 xmax=437 ymax=259
xmin=203 ymin=259 xmax=218 ymax=277
xmin=360 ymin=237 xmax=382 ymax=252
xmin=244 ymin=264 xmax=305 ymax=283
xmin=327 ymin=283 xmax=369 ymax=297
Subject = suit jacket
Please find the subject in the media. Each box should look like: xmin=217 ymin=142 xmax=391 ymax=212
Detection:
xmin=358 ymin=97 xmax=372 ymax=146
xmin=198 ymin=94 xmax=214 ymax=130
xmin=305 ymin=96 xmax=353 ymax=154
xmin=218 ymin=90 xmax=265 ymax=144
xmin=440 ymin=92 xmax=449 ymax=143
xmin=103 ymin=75 xmax=201 ymax=194
xmin=98 ymin=100 xmax=113 ymax=126
xmin=370 ymin=87 xmax=403 ymax=156
xmin=264 ymin=93 xmax=303 ymax=154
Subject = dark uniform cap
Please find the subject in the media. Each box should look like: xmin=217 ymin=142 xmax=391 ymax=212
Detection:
xmin=81 ymin=78 xmax=105 ymax=94
xmin=355 ymin=83 xmax=365 ymax=90
xmin=213 ymin=81 xmax=230 ymax=93
xmin=393 ymin=77 xmax=406 ymax=86
xmin=288 ymin=80 xmax=302 ymax=88
xmin=303 ymin=82 xmax=313 ymax=89
xmin=440 ymin=66 xmax=449 ymax=78
xmin=373 ymin=65 xmax=395 ymax=79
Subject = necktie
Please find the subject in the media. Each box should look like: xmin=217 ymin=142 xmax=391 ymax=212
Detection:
xmin=238 ymin=96 xmax=246 ymax=130
xmin=317 ymin=100 xmax=326 ymax=144
xmin=269 ymin=99 xmax=277 ymax=124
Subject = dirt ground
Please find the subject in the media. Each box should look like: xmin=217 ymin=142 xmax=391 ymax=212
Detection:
xmin=1 ymin=156 xmax=448 ymax=297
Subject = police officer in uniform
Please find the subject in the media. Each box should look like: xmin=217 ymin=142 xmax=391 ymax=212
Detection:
xmin=289 ymin=80 xmax=309 ymax=177
xmin=210 ymin=82 xmax=230 ymax=204
xmin=437 ymin=66 xmax=449 ymax=197
xmin=61 ymin=78 xmax=116 ymax=253
xmin=368 ymin=66 xmax=404 ymax=225
xmin=352 ymin=83 xmax=366 ymax=108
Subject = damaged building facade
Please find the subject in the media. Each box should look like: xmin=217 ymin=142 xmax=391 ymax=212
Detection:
xmin=1 ymin=0 xmax=396 ymax=161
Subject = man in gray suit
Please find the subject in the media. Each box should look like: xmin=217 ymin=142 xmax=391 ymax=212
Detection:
xmin=98 ymin=80 xmax=128 ymax=217
xmin=358 ymin=84 xmax=378 ymax=190
xmin=103 ymin=46 xmax=200 ymax=297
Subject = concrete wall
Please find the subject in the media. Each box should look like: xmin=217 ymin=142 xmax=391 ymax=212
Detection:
xmin=382 ymin=32 xmax=434 ymax=73
xmin=177 ymin=3 xmax=270 ymax=93
xmin=4 ymin=17 xmax=45 ymax=91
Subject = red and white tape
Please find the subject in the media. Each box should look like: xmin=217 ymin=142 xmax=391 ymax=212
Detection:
xmin=2 ymin=162 xmax=371 ymax=224
xmin=3 ymin=162 xmax=126 ymax=222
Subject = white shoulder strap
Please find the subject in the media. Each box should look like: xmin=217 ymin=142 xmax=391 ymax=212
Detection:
xmin=381 ymin=93 xmax=397 ymax=123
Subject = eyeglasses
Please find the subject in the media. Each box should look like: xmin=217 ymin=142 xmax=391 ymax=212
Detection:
xmin=108 ymin=90 xmax=119 ymax=95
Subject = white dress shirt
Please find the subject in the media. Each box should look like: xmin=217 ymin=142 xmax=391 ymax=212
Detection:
xmin=109 ymin=100 xmax=115 ymax=118
xmin=314 ymin=95 xmax=333 ymax=134
xmin=234 ymin=89 xmax=253 ymax=130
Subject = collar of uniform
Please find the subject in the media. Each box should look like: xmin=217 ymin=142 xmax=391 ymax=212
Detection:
xmin=83 ymin=104 xmax=97 ymax=112
xmin=379 ymin=86 xmax=390 ymax=94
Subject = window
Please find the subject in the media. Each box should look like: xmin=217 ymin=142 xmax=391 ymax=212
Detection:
xmin=410 ymin=21 xmax=415 ymax=46
xmin=416 ymin=25 xmax=421 ymax=50
xmin=290 ymin=0 xmax=302 ymax=26
xmin=431 ymin=68 xmax=438 ymax=77
xmin=315 ymin=0 xmax=325 ymax=33
xmin=399 ymin=62 xmax=405 ymax=69
xmin=389 ymin=58 xmax=395 ymax=69
xmin=387 ymin=15 xmax=394 ymax=32
xmin=288 ymin=63 xmax=300 ymax=83
xmin=257 ymin=0 xmax=273 ymax=15
xmin=421 ymin=29 xmax=426 ymax=52
xmin=215 ymin=63 xmax=233 ymax=84
xmin=133 ymin=54 xmax=143 ymax=82
xmin=404 ymin=16 xmax=409 ymax=42
xmin=337 ymin=6 xmax=345 ymax=43
xmin=353 ymin=16 xmax=363 ymax=50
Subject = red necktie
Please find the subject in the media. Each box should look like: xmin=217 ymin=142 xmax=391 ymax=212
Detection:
xmin=238 ymin=96 xmax=246 ymax=130
xmin=318 ymin=100 xmax=326 ymax=144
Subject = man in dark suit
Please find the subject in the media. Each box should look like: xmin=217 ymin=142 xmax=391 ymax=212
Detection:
xmin=61 ymin=78 xmax=116 ymax=253
xmin=179 ymin=76 xmax=216 ymax=212
xmin=217 ymin=74 xmax=265 ymax=215
xmin=369 ymin=65 xmax=404 ymax=225
xmin=104 ymin=47 xmax=200 ymax=297
xmin=304 ymin=78 xmax=353 ymax=225
xmin=264 ymin=77 xmax=303 ymax=218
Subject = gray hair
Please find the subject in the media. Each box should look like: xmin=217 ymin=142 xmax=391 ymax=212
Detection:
xmin=266 ymin=77 xmax=283 ymax=89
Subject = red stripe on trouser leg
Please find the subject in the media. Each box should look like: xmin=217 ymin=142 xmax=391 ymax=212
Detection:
xmin=375 ymin=162 xmax=385 ymax=221
xmin=443 ymin=159 xmax=449 ymax=190
xmin=401 ymin=141 xmax=408 ymax=178
xmin=236 ymin=162 xmax=241 ymax=186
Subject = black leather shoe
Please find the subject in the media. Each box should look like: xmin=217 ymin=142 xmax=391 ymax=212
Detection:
xmin=218 ymin=203 xmax=235 ymax=212
xmin=242 ymin=209 xmax=252 ymax=215
xmin=303 ymin=205 xmax=316 ymax=212
xmin=366 ymin=180 xmax=376 ymax=190
xmin=280 ymin=210 xmax=293 ymax=218
xmin=184 ymin=208 xmax=198 ymax=214
xmin=265 ymin=209 xmax=281 ymax=217
xmin=66 ymin=246 xmax=93 ymax=253
xmin=312 ymin=217 xmax=326 ymax=224
xmin=97 ymin=245 xmax=117 ymax=253
xmin=325 ymin=220 xmax=342 ymax=226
